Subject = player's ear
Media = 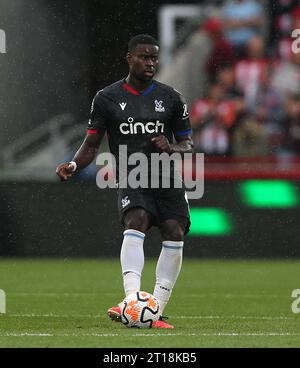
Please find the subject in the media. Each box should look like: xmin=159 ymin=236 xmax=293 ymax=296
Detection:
xmin=126 ymin=52 xmax=132 ymax=65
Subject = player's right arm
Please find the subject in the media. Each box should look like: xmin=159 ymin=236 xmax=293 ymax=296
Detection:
xmin=56 ymin=91 xmax=107 ymax=181
xmin=55 ymin=131 xmax=104 ymax=181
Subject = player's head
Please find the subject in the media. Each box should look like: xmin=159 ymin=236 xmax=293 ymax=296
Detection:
xmin=126 ymin=34 xmax=159 ymax=82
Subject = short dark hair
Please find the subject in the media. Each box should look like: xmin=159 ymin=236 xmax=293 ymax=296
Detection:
xmin=128 ymin=34 xmax=159 ymax=52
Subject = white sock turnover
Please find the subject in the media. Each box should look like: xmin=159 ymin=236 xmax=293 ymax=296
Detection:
xmin=153 ymin=240 xmax=183 ymax=315
xmin=120 ymin=229 xmax=145 ymax=297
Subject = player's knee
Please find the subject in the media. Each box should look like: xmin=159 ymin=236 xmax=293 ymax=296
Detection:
xmin=160 ymin=220 xmax=184 ymax=241
xmin=124 ymin=208 xmax=150 ymax=232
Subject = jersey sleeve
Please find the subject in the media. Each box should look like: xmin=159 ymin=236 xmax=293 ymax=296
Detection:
xmin=171 ymin=91 xmax=193 ymax=140
xmin=86 ymin=91 xmax=108 ymax=134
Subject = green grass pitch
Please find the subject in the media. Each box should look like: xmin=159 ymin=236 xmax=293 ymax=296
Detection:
xmin=0 ymin=258 xmax=299 ymax=347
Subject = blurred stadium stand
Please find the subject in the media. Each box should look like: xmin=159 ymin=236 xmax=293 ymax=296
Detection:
xmin=0 ymin=114 xmax=75 ymax=180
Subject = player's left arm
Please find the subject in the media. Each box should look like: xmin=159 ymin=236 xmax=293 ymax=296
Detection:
xmin=151 ymin=133 xmax=193 ymax=154
xmin=151 ymin=91 xmax=194 ymax=154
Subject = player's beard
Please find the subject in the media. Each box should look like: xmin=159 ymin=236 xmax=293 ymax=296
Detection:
xmin=134 ymin=70 xmax=155 ymax=83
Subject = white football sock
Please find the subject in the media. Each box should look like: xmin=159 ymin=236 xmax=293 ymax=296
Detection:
xmin=153 ymin=240 xmax=184 ymax=315
xmin=120 ymin=229 xmax=145 ymax=296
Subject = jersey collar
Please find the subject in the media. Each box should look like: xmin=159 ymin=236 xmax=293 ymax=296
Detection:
xmin=122 ymin=80 xmax=156 ymax=96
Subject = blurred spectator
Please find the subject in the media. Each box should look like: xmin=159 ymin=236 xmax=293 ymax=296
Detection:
xmin=253 ymin=67 xmax=284 ymax=152
xmin=202 ymin=17 xmax=236 ymax=80
xmin=234 ymin=35 xmax=270 ymax=110
xmin=191 ymin=83 xmax=238 ymax=129
xmin=216 ymin=65 xmax=246 ymax=114
xmin=191 ymin=83 xmax=239 ymax=155
xmin=222 ymin=0 xmax=264 ymax=57
xmin=280 ymin=93 xmax=300 ymax=154
xmin=232 ymin=113 xmax=268 ymax=156
xmin=272 ymin=50 xmax=300 ymax=99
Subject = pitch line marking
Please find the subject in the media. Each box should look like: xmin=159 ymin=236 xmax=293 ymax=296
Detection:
xmin=8 ymin=313 xmax=99 ymax=318
xmin=9 ymin=293 xmax=104 ymax=297
xmin=186 ymin=294 xmax=291 ymax=299
xmin=170 ymin=315 xmax=294 ymax=320
xmin=9 ymin=293 xmax=291 ymax=299
xmin=1 ymin=332 xmax=300 ymax=338
xmin=5 ymin=313 xmax=295 ymax=320
xmin=3 ymin=333 xmax=53 ymax=337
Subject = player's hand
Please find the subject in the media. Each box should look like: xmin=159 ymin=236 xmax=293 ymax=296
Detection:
xmin=151 ymin=135 xmax=171 ymax=153
xmin=55 ymin=162 xmax=76 ymax=181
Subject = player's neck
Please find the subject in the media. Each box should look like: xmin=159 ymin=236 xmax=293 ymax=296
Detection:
xmin=125 ymin=75 xmax=153 ymax=94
